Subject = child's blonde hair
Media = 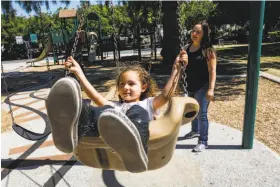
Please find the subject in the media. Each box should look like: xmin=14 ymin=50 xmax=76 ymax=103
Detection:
xmin=116 ymin=65 xmax=158 ymax=102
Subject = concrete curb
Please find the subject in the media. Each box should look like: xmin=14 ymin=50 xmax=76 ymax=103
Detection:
xmin=260 ymin=71 xmax=280 ymax=84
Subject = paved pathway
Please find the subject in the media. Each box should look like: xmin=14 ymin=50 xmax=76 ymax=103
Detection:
xmin=1 ymin=80 xmax=280 ymax=187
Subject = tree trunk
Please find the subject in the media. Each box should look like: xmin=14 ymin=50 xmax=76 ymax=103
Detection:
xmin=162 ymin=1 xmax=180 ymax=68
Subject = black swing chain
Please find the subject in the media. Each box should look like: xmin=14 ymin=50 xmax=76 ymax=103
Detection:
xmin=65 ymin=1 xmax=89 ymax=77
xmin=176 ymin=1 xmax=188 ymax=96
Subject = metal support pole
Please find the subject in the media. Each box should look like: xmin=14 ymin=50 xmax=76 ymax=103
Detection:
xmin=242 ymin=1 xmax=265 ymax=149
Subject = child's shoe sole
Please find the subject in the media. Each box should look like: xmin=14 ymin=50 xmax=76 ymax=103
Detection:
xmin=98 ymin=109 xmax=148 ymax=173
xmin=46 ymin=77 xmax=82 ymax=153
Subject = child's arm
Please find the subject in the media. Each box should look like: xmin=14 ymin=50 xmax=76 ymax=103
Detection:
xmin=153 ymin=50 xmax=188 ymax=110
xmin=65 ymin=56 xmax=113 ymax=107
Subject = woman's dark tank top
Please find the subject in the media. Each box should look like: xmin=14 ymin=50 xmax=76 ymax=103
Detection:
xmin=185 ymin=44 xmax=209 ymax=92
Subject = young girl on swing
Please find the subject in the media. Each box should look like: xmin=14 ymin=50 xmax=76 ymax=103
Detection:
xmin=46 ymin=52 xmax=188 ymax=172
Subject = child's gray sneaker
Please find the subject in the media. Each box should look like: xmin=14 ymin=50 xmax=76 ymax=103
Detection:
xmin=193 ymin=141 xmax=208 ymax=152
xmin=184 ymin=131 xmax=200 ymax=139
xmin=98 ymin=108 xmax=148 ymax=173
xmin=46 ymin=77 xmax=82 ymax=153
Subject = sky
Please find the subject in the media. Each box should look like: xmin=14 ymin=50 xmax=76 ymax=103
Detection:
xmin=9 ymin=1 xmax=100 ymax=17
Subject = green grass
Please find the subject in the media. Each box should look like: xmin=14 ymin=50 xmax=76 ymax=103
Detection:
xmin=216 ymin=43 xmax=280 ymax=77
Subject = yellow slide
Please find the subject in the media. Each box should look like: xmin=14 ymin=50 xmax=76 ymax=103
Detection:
xmin=27 ymin=35 xmax=52 ymax=64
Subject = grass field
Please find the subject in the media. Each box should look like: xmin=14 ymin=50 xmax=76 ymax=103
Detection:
xmin=216 ymin=43 xmax=280 ymax=77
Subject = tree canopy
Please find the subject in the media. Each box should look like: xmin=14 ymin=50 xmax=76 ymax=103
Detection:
xmin=1 ymin=1 xmax=279 ymax=61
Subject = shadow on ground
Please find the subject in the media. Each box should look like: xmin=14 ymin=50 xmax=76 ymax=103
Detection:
xmin=1 ymin=61 xmax=114 ymax=96
xmin=216 ymin=43 xmax=280 ymax=75
xmin=261 ymin=61 xmax=280 ymax=71
xmin=0 ymin=54 xmax=268 ymax=185
xmin=217 ymin=43 xmax=280 ymax=61
xmin=214 ymin=78 xmax=246 ymax=101
xmin=216 ymin=59 xmax=247 ymax=75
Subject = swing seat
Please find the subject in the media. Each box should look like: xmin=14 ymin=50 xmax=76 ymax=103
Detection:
xmin=74 ymin=97 xmax=199 ymax=172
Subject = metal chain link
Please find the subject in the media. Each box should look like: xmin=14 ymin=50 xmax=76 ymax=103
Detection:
xmin=65 ymin=1 xmax=89 ymax=76
xmin=1 ymin=64 xmax=16 ymax=125
xmin=177 ymin=2 xmax=185 ymax=50
xmin=176 ymin=1 xmax=188 ymax=96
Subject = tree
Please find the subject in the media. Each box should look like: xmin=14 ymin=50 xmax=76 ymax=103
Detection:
xmin=161 ymin=1 xmax=180 ymax=67
xmin=209 ymin=1 xmax=280 ymax=40
xmin=1 ymin=1 xmax=16 ymax=20
xmin=210 ymin=1 xmax=250 ymax=27
xmin=1 ymin=1 xmax=70 ymax=15
xmin=85 ymin=3 xmax=131 ymax=36
xmin=180 ymin=1 xmax=218 ymax=30
xmin=1 ymin=1 xmax=70 ymax=43
xmin=1 ymin=15 xmax=28 ymax=46
xmin=263 ymin=1 xmax=280 ymax=35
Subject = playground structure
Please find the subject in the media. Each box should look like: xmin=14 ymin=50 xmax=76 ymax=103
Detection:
xmin=21 ymin=34 xmax=41 ymax=60
xmin=28 ymin=9 xmax=80 ymax=65
xmin=28 ymin=9 xmax=122 ymax=65
xmin=27 ymin=7 xmax=163 ymax=66
xmin=1 ymin=34 xmax=41 ymax=61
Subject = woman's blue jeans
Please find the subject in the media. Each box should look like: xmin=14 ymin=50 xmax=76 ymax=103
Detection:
xmin=188 ymin=83 xmax=210 ymax=143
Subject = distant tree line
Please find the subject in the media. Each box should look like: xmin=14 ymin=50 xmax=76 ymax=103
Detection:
xmin=1 ymin=1 xmax=279 ymax=61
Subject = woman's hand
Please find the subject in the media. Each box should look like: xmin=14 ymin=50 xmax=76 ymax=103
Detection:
xmin=64 ymin=56 xmax=83 ymax=76
xmin=174 ymin=50 xmax=188 ymax=71
xmin=206 ymin=88 xmax=215 ymax=102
